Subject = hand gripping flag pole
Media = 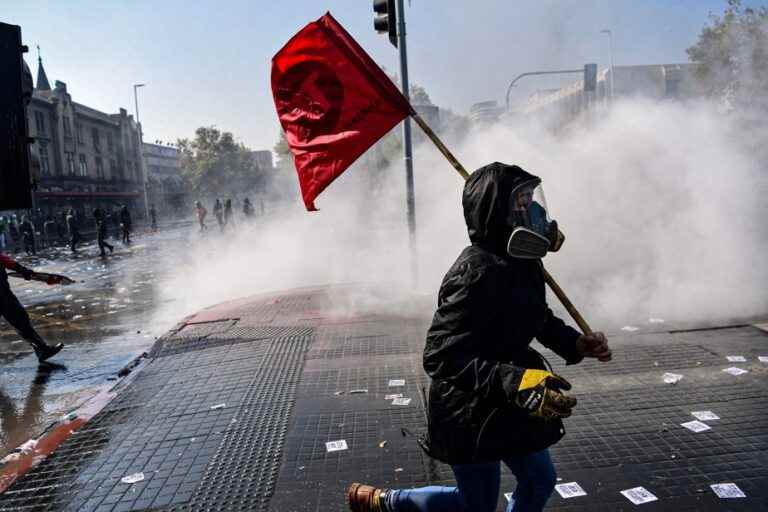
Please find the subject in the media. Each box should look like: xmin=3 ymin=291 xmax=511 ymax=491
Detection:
xmin=272 ymin=12 xmax=593 ymax=335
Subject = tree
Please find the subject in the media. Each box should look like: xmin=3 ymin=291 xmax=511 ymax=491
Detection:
xmin=687 ymin=0 xmax=768 ymax=111
xmin=177 ymin=127 xmax=263 ymax=197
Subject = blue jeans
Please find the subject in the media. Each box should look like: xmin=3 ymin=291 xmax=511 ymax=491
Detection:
xmin=387 ymin=449 xmax=556 ymax=512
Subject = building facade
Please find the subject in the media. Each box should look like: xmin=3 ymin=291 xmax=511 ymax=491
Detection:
xmin=513 ymin=63 xmax=707 ymax=131
xmin=25 ymin=56 xmax=146 ymax=221
xmin=143 ymin=142 xmax=188 ymax=218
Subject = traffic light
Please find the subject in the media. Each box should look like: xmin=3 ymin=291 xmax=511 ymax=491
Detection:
xmin=0 ymin=22 xmax=33 ymax=210
xmin=583 ymin=63 xmax=597 ymax=92
xmin=373 ymin=0 xmax=397 ymax=48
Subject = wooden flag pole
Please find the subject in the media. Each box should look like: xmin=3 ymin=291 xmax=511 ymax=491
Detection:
xmin=409 ymin=111 xmax=593 ymax=335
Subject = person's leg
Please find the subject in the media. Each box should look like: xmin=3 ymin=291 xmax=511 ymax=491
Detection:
xmin=0 ymin=273 xmax=60 ymax=360
xmin=386 ymin=461 xmax=500 ymax=512
xmin=502 ymin=449 xmax=556 ymax=512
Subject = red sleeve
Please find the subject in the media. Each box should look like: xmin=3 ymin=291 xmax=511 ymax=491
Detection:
xmin=0 ymin=253 xmax=18 ymax=270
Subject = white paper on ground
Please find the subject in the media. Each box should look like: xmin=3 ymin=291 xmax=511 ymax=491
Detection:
xmin=621 ymin=325 xmax=639 ymax=332
xmin=391 ymin=397 xmax=412 ymax=406
xmin=722 ymin=367 xmax=748 ymax=376
xmin=210 ymin=403 xmax=226 ymax=410
xmin=648 ymin=318 xmax=665 ymax=323
xmin=325 ymin=440 xmax=348 ymax=452
xmin=691 ymin=411 xmax=720 ymax=421
xmin=384 ymin=393 xmax=403 ymax=400
xmin=121 ymin=472 xmax=145 ymax=484
xmin=681 ymin=420 xmax=711 ymax=432
xmin=388 ymin=379 xmax=405 ymax=387
xmin=758 ymin=356 xmax=768 ymax=363
xmin=620 ymin=486 xmax=658 ymax=505
xmin=503 ymin=492 xmax=513 ymax=502
xmin=710 ymin=483 xmax=746 ymax=498
xmin=349 ymin=389 xmax=368 ymax=394
xmin=726 ymin=355 xmax=746 ymax=362
xmin=555 ymin=482 xmax=587 ymax=498
xmin=662 ymin=372 xmax=684 ymax=384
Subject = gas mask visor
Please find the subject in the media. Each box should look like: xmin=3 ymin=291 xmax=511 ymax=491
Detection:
xmin=506 ymin=180 xmax=565 ymax=259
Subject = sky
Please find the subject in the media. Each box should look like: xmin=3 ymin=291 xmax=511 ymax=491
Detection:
xmin=3 ymin=0 xmax=751 ymax=152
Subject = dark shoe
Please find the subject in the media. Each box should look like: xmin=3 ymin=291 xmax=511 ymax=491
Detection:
xmin=35 ymin=343 xmax=64 ymax=362
xmin=347 ymin=483 xmax=389 ymax=512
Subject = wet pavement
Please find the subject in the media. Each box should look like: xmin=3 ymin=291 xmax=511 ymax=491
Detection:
xmin=0 ymin=224 xmax=192 ymax=458
xmin=0 ymin=283 xmax=765 ymax=511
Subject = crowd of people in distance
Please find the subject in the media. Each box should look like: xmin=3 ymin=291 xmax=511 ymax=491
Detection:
xmin=0 ymin=203 xmax=153 ymax=258
xmin=194 ymin=196 xmax=260 ymax=233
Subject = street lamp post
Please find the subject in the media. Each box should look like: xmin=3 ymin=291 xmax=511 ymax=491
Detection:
xmin=600 ymin=29 xmax=615 ymax=103
xmin=133 ymin=83 xmax=150 ymax=220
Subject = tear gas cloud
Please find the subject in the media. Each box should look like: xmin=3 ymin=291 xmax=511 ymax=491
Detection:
xmin=152 ymin=97 xmax=767 ymax=333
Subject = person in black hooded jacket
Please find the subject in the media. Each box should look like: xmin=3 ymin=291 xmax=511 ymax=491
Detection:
xmin=347 ymin=163 xmax=611 ymax=512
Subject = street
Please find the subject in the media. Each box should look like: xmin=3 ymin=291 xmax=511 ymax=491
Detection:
xmin=0 ymin=224 xmax=190 ymax=457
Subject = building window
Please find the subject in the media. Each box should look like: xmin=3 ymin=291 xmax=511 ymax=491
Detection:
xmin=91 ymin=127 xmax=101 ymax=151
xmin=78 ymin=154 xmax=88 ymax=176
xmin=95 ymin=157 xmax=104 ymax=179
xmin=109 ymin=159 xmax=117 ymax=179
xmin=65 ymin=152 xmax=75 ymax=175
xmin=63 ymin=116 xmax=72 ymax=137
xmin=107 ymin=132 xmax=114 ymax=152
xmin=34 ymin=111 xmax=46 ymax=135
xmin=75 ymin=122 xmax=84 ymax=144
xmin=39 ymin=144 xmax=50 ymax=175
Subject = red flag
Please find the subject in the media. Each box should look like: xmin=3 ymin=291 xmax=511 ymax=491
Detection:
xmin=272 ymin=12 xmax=413 ymax=211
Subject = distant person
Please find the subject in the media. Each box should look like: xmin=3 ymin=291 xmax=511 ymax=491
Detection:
xmin=19 ymin=215 xmax=36 ymax=256
xmin=242 ymin=197 xmax=255 ymax=219
xmin=93 ymin=208 xmax=114 ymax=257
xmin=213 ymin=199 xmax=224 ymax=231
xmin=120 ymin=205 xmax=132 ymax=244
xmin=0 ymin=251 xmax=63 ymax=362
xmin=149 ymin=204 xmax=158 ymax=231
xmin=223 ymin=198 xmax=234 ymax=228
xmin=66 ymin=208 xmax=80 ymax=253
xmin=8 ymin=216 xmax=19 ymax=248
xmin=0 ymin=216 xmax=7 ymax=249
xmin=195 ymin=201 xmax=208 ymax=232
xmin=43 ymin=215 xmax=56 ymax=249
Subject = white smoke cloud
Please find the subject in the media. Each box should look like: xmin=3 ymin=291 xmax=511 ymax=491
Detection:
xmin=152 ymin=97 xmax=767 ymax=333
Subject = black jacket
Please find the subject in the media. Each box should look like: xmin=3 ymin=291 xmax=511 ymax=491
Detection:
xmin=421 ymin=162 xmax=582 ymax=464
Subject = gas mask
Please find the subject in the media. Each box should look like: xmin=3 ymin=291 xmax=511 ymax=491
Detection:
xmin=506 ymin=180 xmax=565 ymax=259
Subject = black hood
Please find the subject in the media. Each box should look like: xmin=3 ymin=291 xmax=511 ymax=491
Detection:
xmin=463 ymin=162 xmax=540 ymax=256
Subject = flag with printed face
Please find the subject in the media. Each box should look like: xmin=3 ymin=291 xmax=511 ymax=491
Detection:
xmin=271 ymin=12 xmax=412 ymax=210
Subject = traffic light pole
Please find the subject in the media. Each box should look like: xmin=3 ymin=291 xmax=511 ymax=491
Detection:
xmin=396 ymin=0 xmax=418 ymax=287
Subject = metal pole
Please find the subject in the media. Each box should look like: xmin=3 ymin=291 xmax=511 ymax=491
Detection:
xmin=601 ymin=29 xmax=615 ymax=103
xmin=133 ymin=84 xmax=150 ymax=220
xmin=397 ymin=0 xmax=417 ymax=287
xmin=505 ymin=69 xmax=583 ymax=112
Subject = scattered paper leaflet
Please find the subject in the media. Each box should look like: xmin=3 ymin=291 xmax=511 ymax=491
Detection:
xmin=388 ymin=379 xmax=405 ymax=387
xmin=726 ymin=355 xmax=746 ymax=362
xmin=662 ymin=372 xmax=684 ymax=384
xmin=621 ymin=486 xmax=658 ymax=505
xmin=391 ymin=397 xmax=412 ymax=406
xmin=681 ymin=420 xmax=711 ymax=432
xmin=621 ymin=325 xmax=639 ymax=332
xmin=758 ymin=356 xmax=768 ymax=363
xmin=555 ymin=482 xmax=587 ymax=498
xmin=120 ymin=472 xmax=144 ymax=484
xmin=691 ymin=411 xmax=720 ymax=421
xmin=325 ymin=440 xmax=348 ymax=452
xmin=722 ymin=367 xmax=748 ymax=376
xmin=710 ymin=483 xmax=746 ymax=498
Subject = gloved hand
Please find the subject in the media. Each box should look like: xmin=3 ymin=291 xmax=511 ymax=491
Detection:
xmin=514 ymin=369 xmax=576 ymax=420
xmin=13 ymin=263 xmax=34 ymax=280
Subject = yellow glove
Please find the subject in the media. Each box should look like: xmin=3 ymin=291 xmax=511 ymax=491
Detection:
xmin=514 ymin=369 xmax=576 ymax=420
